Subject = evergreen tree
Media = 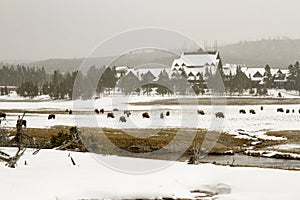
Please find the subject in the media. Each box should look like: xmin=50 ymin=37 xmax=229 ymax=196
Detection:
xmin=97 ymin=67 xmax=118 ymax=94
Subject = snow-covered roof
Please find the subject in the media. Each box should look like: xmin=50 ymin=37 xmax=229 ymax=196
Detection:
xmin=126 ymin=67 xmax=172 ymax=81
xmin=172 ymin=52 xmax=219 ymax=68
xmin=223 ymin=65 xmax=290 ymax=81
xmin=115 ymin=66 xmax=129 ymax=71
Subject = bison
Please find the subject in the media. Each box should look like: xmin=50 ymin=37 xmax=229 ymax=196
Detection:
xmin=239 ymin=109 xmax=246 ymax=114
xmin=286 ymin=109 xmax=290 ymax=114
xmin=0 ymin=112 xmax=6 ymax=119
xmin=197 ymin=110 xmax=205 ymax=115
xmin=142 ymin=112 xmax=150 ymax=118
xmin=69 ymin=110 xmax=72 ymax=114
xmin=94 ymin=109 xmax=100 ymax=114
xmin=124 ymin=110 xmax=131 ymax=117
xmin=292 ymin=109 xmax=295 ymax=113
xmin=215 ymin=112 xmax=225 ymax=118
xmin=48 ymin=114 xmax=55 ymax=120
xmin=260 ymin=106 xmax=264 ymax=111
xmin=166 ymin=111 xmax=170 ymax=116
xmin=277 ymin=108 xmax=284 ymax=112
xmin=107 ymin=112 xmax=115 ymax=118
xmin=249 ymin=109 xmax=256 ymax=114
xmin=100 ymin=108 xmax=104 ymax=114
xmin=160 ymin=112 xmax=164 ymax=119
xmin=119 ymin=116 xmax=126 ymax=122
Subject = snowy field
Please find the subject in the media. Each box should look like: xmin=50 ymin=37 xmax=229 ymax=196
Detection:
xmin=1 ymin=96 xmax=300 ymax=140
xmin=1 ymin=147 xmax=300 ymax=200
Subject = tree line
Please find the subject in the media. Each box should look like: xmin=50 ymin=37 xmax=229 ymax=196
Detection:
xmin=2 ymin=61 xmax=300 ymax=99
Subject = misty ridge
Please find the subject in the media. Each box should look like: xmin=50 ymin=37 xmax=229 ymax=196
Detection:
xmin=2 ymin=38 xmax=300 ymax=73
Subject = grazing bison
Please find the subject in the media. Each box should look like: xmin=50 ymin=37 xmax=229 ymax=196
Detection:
xmin=69 ymin=110 xmax=72 ymax=114
xmin=292 ymin=109 xmax=295 ymax=113
xmin=142 ymin=112 xmax=150 ymax=118
xmin=277 ymin=108 xmax=284 ymax=112
xmin=286 ymin=109 xmax=290 ymax=114
xmin=239 ymin=109 xmax=246 ymax=114
xmin=119 ymin=116 xmax=126 ymax=122
xmin=197 ymin=110 xmax=205 ymax=115
xmin=160 ymin=112 xmax=164 ymax=119
xmin=48 ymin=114 xmax=55 ymax=120
xmin=107 ymin=112 xmax=115 ymax=118
xmin=215 ymin=112 xmax=225 ymax=118
xmin=17 ymin=119 xmax=26 ymax=127
xmin=0 ymin=112 xmax=6 ymax=119
xmin=124 ymin=110 xmax=131 ymax=117
xmin=260 ymin=106 xmax=264 ymax=111
xmin=94 ymin=109 xmax=100 ymax=114
xmin=113 ymin=108 xmax=119 ymax=111
xmin=249 ymin=109 xmax=256 ymax=114
xmin=166 ymin=111 xmax=170 ymax=116
xmin=100 ymin=108 xmax=104 ymax=114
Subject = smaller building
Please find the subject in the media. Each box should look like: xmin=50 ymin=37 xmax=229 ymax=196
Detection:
xmin=0 ymin=86 xmax=18 ymax=94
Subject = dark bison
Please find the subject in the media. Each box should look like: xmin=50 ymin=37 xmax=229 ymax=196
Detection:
xmin=113 ymin=108 xmax=119 ymax=112
xmin=48 ymin=114 xmax=55 ymax=120
xmin=94 ymin=109 xmax=100 ymax=114
xmin=142 ymin=112 xmax=150 ymax=118
xmin=166 ymin=111 xmax=170 ymax=116
xmin=197 ymin=110 xmax=205 ymax=115
xmin=215 ymin=112 xmax=225 ymax=118
xmin=292 ymin=109 xmax=295 ymax=113
xmin=160 ymin=112 xmax=164 ymax=119
xmin=124 ymin=110 xmax=131 ymax=117
xmin=249 ymin=109 xmax=256 ymax=114
xmin=119 ymin=116 xmax=126 ymax=122
xmin=277 ymin=108 xmax=284 ymax=112
xmin=107 ymin=112 xmax=115 ymax=118
xmin=100 ymin=108 xmax=104 ymax=114
xmin=17 ymin=119 xmax=26 ymax=127
xmin=260 ymin=106 xmax=264 ymax=111
xmin=0 ymin=112 xmax=6 ymax=119
xmin=286 ymin=109 xmax=290 ymax=114
xmin=69 ymin=110 xmax=72 ymax=114
xmin=239 ymin=109 xmax=246 ymax=114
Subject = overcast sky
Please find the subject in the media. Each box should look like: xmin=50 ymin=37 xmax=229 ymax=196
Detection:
xmin=1 ymin=0 xmax=300 ymax=61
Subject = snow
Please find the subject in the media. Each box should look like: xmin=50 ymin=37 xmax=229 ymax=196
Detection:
xmin=1 ymin=96 xmax=300 ymax=140
xmin=172 ymin=52 xmax=219 ymax=68
xmin=271 ymin=144 xmax=300 ymax=151
xmin=1 ymin=147 xmax=300 ymax=200
xmin=0 ymin=91 xmax=51 ymax=101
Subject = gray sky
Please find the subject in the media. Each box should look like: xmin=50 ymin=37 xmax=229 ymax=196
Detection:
xmin=1 ymin=0 xmax=300 ymax=61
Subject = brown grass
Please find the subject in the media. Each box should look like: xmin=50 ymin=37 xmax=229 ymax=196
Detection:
xmin=79 ymin=127 xmax=249 ymax=156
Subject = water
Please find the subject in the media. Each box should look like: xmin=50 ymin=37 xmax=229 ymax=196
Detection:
xmin=200 ymin=154 xmax=300 ymax=169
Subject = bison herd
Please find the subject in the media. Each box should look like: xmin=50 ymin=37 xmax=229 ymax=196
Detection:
xmin=93 ymin=108 xmax=173 ymax=123
xmin=2 ymin=104 xmax=300 ymax=127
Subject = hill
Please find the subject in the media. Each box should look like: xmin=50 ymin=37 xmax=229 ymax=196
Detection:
xmin=16 ymin=50 xmax=179 ymax=73
xmin=218 ymin=39 xmax=300 ymax=68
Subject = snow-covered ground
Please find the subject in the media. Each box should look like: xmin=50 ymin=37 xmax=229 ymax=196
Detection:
xmin=1 ymin=96 xmax=300 ymax=140
xmin=1 ymin=147 xmax=300 ymax=200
